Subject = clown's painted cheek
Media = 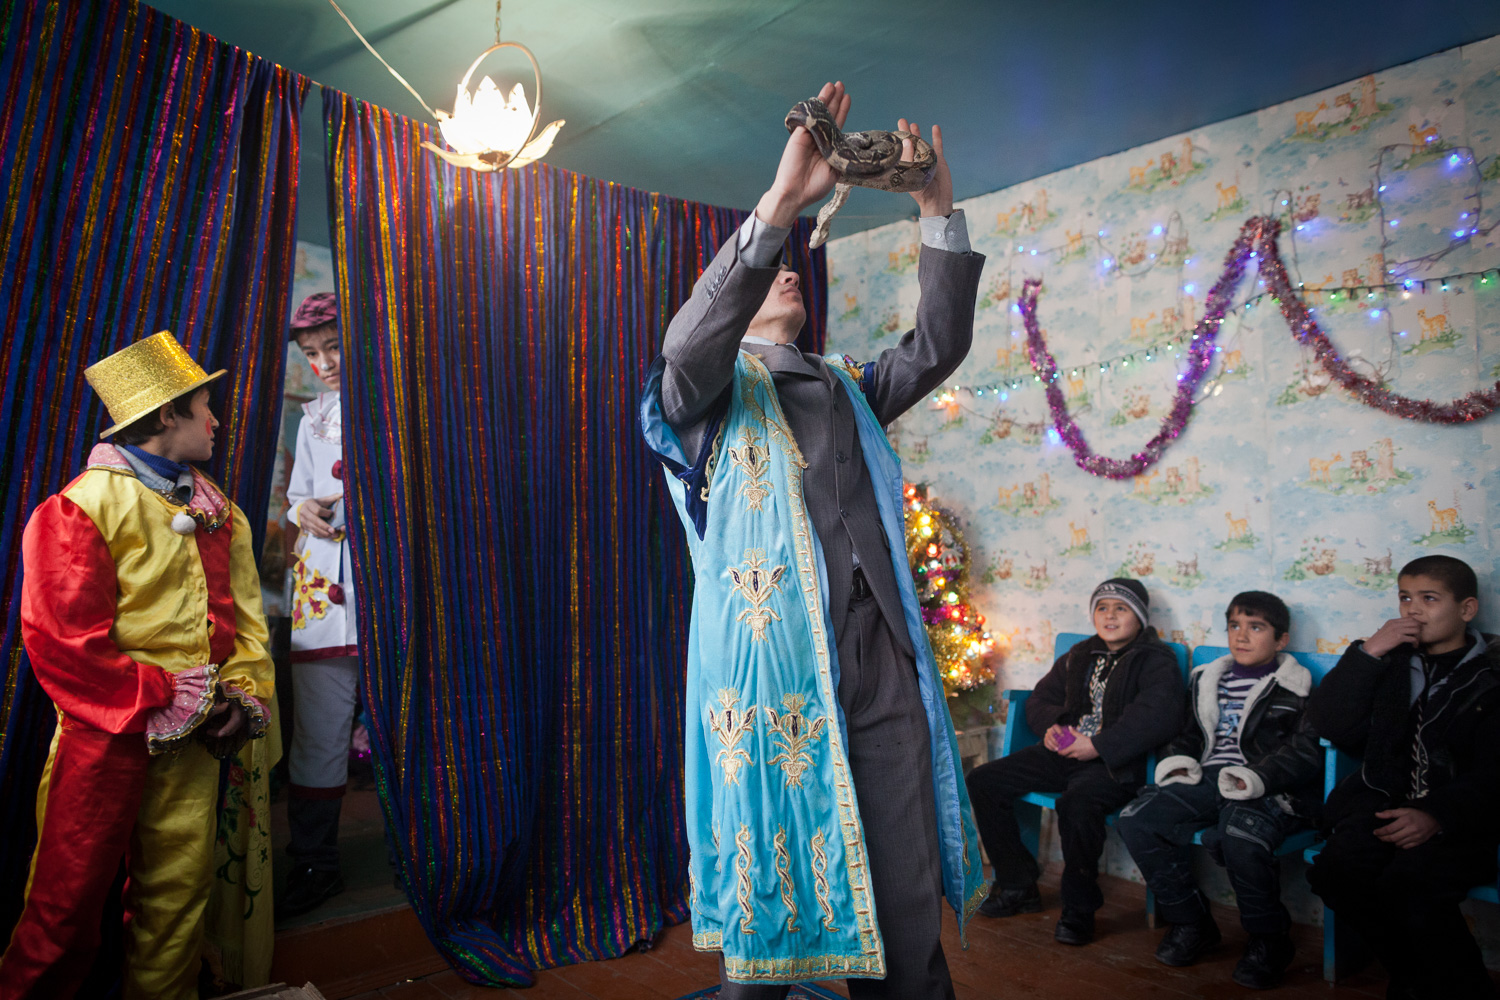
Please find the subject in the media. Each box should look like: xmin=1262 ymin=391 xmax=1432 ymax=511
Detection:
xmin=205 ymin=415 xmax=215 ymax=438
xmin=309 ymin=359 xmax=320 ymax=376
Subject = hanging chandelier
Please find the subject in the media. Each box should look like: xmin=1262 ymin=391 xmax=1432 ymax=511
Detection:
xmin=329 ymin=0 xmax=564 ymax=172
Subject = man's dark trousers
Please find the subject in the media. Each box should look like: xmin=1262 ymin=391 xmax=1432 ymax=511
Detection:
xmin=965 ymin=744 xmax=1137 ymax=914
xmin=1115 ymin=765 xmax=1301 ymax=933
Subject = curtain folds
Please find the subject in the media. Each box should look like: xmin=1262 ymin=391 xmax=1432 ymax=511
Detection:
xmin=323 ymin=88 xmax=825 ymax=985
xmin=0 ymin=0 xmax=305 ymax=937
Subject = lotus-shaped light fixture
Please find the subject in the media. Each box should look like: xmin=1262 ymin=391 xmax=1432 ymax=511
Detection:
xmin=421 ymin=40 xmax=565 ymax=172
xmin=328 ymin=0 xmax=563 ymax=173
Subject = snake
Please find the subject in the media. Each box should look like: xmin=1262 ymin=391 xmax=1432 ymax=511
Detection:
xmin=784 ymin=97 xmax=936 ymax=249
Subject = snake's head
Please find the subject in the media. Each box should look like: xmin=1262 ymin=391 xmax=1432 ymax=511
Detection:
xmin=784 ymin=97 xmax=839 ymax=159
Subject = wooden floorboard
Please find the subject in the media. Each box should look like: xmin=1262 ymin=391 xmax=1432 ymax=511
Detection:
xmin=340 ymin=866 xmax=1489 ymax=998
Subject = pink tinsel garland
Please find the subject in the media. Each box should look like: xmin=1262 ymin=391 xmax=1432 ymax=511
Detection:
xmin=1019 ymin=216 xmax=1500 ymax=479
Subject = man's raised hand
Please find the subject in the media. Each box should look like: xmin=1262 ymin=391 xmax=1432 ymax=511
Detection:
xmin=897 ymin=119 xmax=952 ymax=219
xmin=757 ymin=81 xmax=850 ymax=228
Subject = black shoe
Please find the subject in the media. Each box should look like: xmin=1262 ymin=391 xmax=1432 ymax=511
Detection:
xmin=976 ymin=882 xmax=1042 ymax=918
xmin=1232 ymin=932 xmax=1295 ymax=990
xmin=1155 ymin=914 xmax=1222 ymax=967
xmin=276 ymin=863 xmax=345 ymax=919
xmin=1053 ymin=910 xmax=1094 ymax=946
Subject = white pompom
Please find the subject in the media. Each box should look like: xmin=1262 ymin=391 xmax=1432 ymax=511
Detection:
xmin=171 ymin=512 xmax=197 ymax=535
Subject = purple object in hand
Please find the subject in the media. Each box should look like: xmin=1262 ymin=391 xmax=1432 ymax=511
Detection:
xmin=1054 ymin=727 xmax=1076 ymax=750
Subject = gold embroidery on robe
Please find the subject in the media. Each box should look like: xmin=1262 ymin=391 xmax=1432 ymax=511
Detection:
xmin=774 ymin=827 xmax=799 ymax=932
xmin=735 ymin=824 xmax=756 ymax=935
xmin=765 ymin=693 xmax=827 ymax=789
xmin=810 ymin=828 xmax=839 ymax=932
xmin=729 ymin=548 xmax=786 ymax=642
xmin=708 ymin=688 xmax=757 ymax=786
xmin=727 ymin=426 xmax=773 ymax=511
xmin=699 ymin=422 xmax=727 ymax=501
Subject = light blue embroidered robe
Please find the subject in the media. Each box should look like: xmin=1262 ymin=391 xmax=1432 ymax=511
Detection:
xmin=640 ymin=351 xmax=986 ymax=984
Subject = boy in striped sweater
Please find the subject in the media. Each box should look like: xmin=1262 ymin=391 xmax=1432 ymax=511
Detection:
xmin=1117 ymin=591 xmax=1321 ymax=990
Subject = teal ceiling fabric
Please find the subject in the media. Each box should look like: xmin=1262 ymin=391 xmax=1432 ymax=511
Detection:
xmin=322 ymin=88 xmax=825 ymax=984
xmin=0 ymin=0 xmax=305 ymax=935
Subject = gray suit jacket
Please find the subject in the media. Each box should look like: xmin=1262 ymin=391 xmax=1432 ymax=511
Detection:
xmin=660 ymin=231 xmax=985 ymax=654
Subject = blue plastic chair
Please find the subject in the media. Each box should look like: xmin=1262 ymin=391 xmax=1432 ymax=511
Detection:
xmin=996 ymin=632 xmax=1189 ymax=870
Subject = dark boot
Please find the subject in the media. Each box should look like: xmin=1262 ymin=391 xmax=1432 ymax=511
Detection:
xmin=977 ymin=881 xmax=1042 ymax=918
xmin=1155 ymin=913 xmax=1222 ymax=967
xmin=1053 ymin=909 xmax=1095 ymax=946
xmin=1232 ymin=931 xmax=1296 ymax=990
xmin=275 ymin=862 xmax=345 ymax=920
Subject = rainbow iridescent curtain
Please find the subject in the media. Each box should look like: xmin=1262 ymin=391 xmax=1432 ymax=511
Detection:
xmin=323 ymin=87 xmax=825 ymax=985
xmin=0 ymin=0 xmax=306 ymax=934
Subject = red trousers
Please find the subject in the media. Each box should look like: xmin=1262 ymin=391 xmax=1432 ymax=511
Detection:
xmin=0 ymin=722 xmax=149 ymax=999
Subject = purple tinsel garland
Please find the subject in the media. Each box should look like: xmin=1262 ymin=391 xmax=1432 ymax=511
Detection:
xmin=1018 ymin=216 xmax=1500 ymax=479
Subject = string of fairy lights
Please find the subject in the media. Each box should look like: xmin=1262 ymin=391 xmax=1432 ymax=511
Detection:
xmin=930 ymin=265 xmax=1500 ymax=402
xmin=925 ymin=136 xmax=1497 ymax=403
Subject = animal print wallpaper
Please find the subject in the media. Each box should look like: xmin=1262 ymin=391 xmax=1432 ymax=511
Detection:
xmin=826 ymin=35 xmax=1500 ymax=692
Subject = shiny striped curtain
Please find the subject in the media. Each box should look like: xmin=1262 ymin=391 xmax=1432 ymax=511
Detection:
xmin=0 ymin=0 xmax=306 ymax=931
xmin=324 ymin=88 xmax=825 ymax=985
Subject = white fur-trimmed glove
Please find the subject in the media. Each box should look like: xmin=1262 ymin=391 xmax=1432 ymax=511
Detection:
xmin=1218 ymin=765 xmax=1266 ymax=800
xmin=1155 ymin=755 xmax=1202 ymax=786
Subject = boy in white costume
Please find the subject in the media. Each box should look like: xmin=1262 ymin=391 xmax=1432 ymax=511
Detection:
xmin=280 ymin=291 xmax=361 ymax=918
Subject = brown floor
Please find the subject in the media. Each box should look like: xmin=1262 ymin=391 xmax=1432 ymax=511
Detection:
xmin=335 ymin=865 xmax=1459 ymax=1000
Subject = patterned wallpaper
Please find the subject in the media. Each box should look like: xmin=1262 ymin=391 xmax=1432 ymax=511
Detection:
xmin=827 ymin=36 xmax=1500 ymax=693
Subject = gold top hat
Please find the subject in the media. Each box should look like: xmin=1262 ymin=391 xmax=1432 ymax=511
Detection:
xmin=85 ymin=331 xmax=226 ymax=439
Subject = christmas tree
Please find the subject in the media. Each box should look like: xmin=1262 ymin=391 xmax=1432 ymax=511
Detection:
xmin=902 ymin=483 xmax=997 ymax=720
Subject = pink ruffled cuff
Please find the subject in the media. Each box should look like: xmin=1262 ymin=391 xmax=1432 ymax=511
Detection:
xmin=146 ymin=665 xmax=219 ymax=756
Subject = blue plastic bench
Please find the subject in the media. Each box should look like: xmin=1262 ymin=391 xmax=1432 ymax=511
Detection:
xmin=996 ymin=635 xmax=1341 ymax=929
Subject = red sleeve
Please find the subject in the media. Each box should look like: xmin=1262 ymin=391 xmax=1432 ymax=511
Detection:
xmin=20 ymin=494 xmax=176 ymax=733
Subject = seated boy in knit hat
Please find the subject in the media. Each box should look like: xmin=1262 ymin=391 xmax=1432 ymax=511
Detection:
xmin=1116 ymin=590 xmax=1320 ymax=990
xmin=278 ymin=291 xmax=363 ymax=919
xmin=966 ymin=578 xmax=1183 ymax=945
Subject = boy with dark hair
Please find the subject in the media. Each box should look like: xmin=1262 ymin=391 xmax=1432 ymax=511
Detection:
xmin=279 ymin=291 xmax=363 ymax=919
xmin=1307 ymin=555 xmax=1500 ymax=999
xmin=1116 ymin=591 xmax=1321 ymax=989
xmin=0 ymin=331 xmax=272 ymax=998
xmin=966 ymin=578 xmax=1183 ymax=945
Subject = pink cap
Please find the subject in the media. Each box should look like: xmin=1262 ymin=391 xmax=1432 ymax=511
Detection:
xmin=290 ymin=292 xmax=338 ymax=331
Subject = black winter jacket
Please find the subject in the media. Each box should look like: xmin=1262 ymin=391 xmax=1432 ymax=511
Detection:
xmin=1025 ymin=629 xmax=1184 ymax=785
xmin=1307 ymin=632 xmax=1500 ymax=841
xmin=1158 ymin=652 xmax=1323 ymax=818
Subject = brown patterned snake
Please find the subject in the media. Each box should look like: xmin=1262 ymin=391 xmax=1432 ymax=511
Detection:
xmin=784 ymin=97 xmax=936 ymax=249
